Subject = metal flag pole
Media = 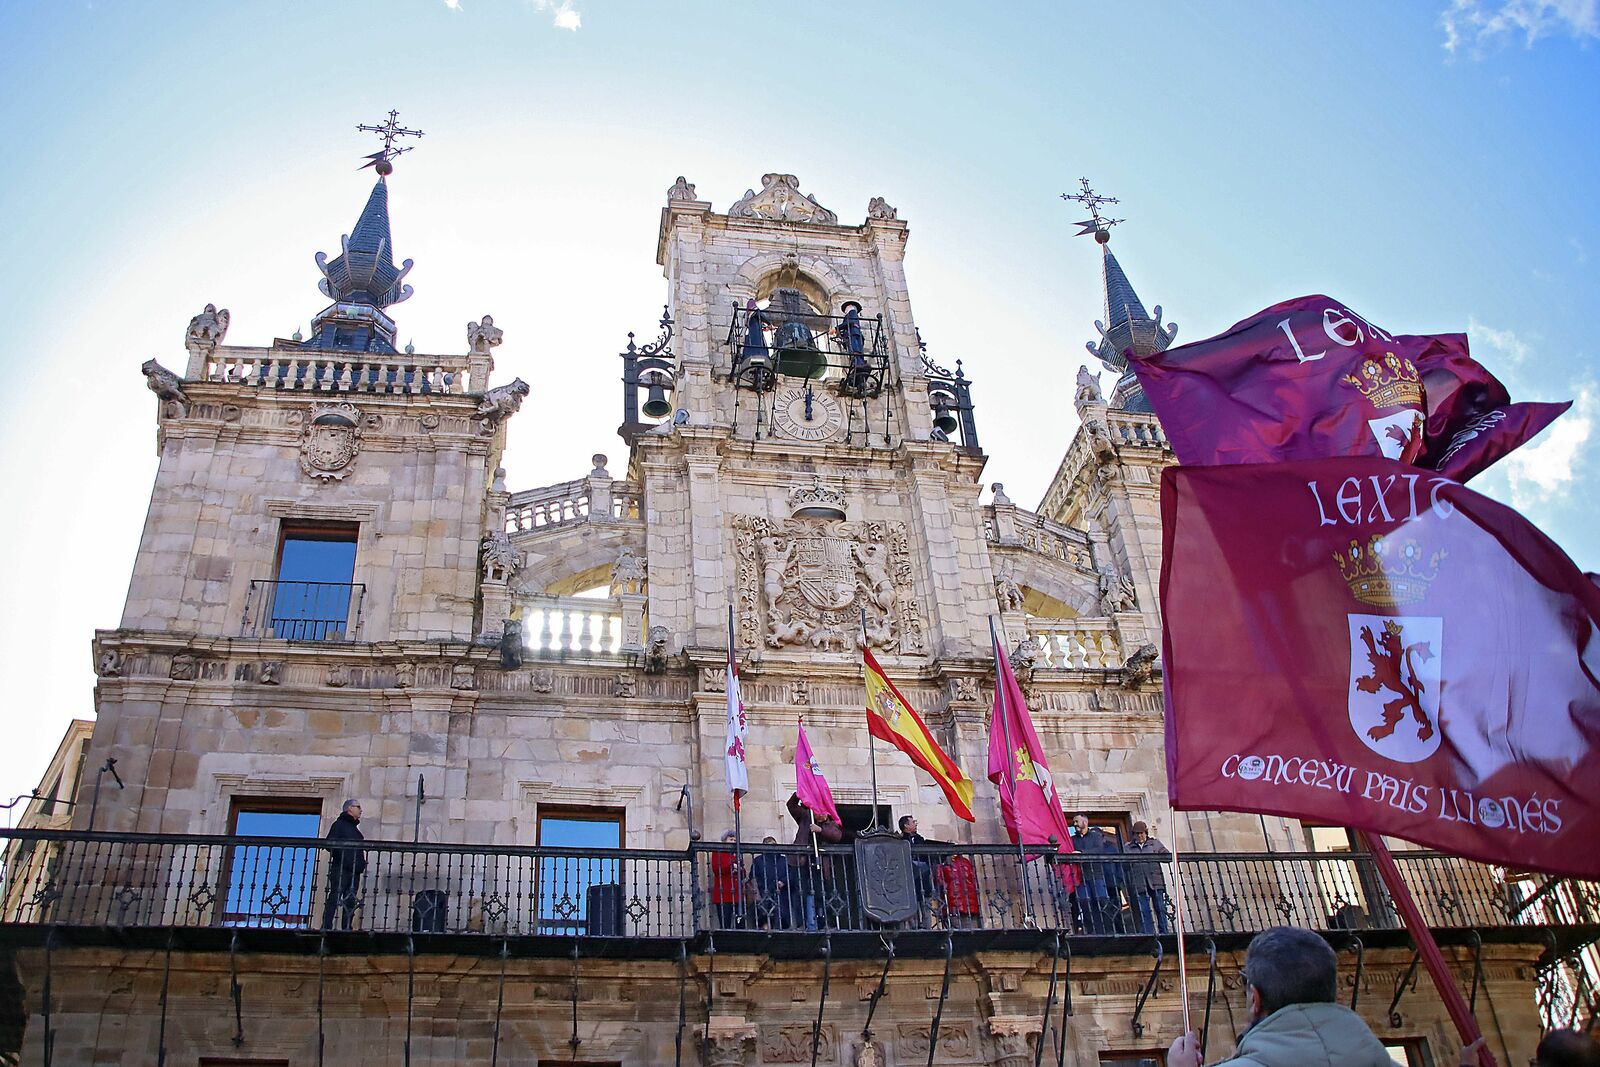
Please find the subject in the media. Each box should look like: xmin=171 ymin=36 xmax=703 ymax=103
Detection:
xmin=988 ymin=615 xmax=1034 ymax=926
xmin=861 ymin=607 xmax=881 ymax=832
xmin=1170 ymin=820 xmax=1192 ymax=1037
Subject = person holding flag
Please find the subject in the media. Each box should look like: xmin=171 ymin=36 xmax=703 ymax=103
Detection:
xmin=986 ymin=621 xmax=1081 ymax=929
xmin=786 ymin=719 xmax=843 ymax=931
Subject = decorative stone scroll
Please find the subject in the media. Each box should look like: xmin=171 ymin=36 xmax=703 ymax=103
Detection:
xmin=732 ymin=515 xmax=924 ymax=655
xmin=729 ymin=173 xmax=838 ymax=225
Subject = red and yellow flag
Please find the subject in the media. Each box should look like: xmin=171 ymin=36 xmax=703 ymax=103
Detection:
xmin=863 ymin=647 xmax=976 ymax=822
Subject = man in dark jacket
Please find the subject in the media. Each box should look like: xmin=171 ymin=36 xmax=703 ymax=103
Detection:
xmin=787 ymin=792 xmax=846 ymax=930
xmin=1168 ymin=927 xmax=1389 ymax=1067
xmin=320 ymin=799 xmax=366 ymax=931
xmin=1070 ymin=813 xmax=1125 ymax=933
xmin=1124 ymin=821 xmax=1171 ymax=934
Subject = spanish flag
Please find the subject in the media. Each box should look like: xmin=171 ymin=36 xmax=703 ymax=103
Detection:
xmin=863 ymin=647 xmax=976 ymax=822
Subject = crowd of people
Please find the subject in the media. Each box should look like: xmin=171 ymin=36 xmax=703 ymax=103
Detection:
xmin=708 ymin=793 xmax=1177 ymax=935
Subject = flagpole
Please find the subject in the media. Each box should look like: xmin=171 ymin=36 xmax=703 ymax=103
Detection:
xmin=861 ymin=608 xmax=881 ymax=832
xmin=1170 ymin=822 xmax=1192 ymax=1039
xmin=989 ymin=615 xmax=1034 ymax=926
xmin=1357 ymin=832 xmax=1495 ymax=1067
xmin=728 ymin=606 xmax=746 ymax=927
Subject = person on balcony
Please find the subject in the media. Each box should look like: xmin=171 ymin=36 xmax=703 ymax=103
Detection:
xmin=1167 ymin=926 xmax=1389 ymax=1067
xmin=787 ymin=792 xmax=846 ymax=931
xmin=320 ymin=800 xmax=366 ymax=931
xmin=834 ymin=300 xmax=869 ymax=391
xmin=1069 ymin=813 xmax=1124 ymax=934
xmin=1124 ymin=821 xmax=1171 ymax=935
xmin=898 ymin=814 xmax=942 ymax=927
xmin=709 ymin=830 xmax=749 ymax=930
xmin=749 ymin=836 xmax=789 ymax=929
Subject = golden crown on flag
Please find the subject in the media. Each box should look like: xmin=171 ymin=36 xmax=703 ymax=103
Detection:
xmin=1339 ymin=352 xmax=1423 ymax=410
xmin=1334 ymin=535 xmax=1446 ymax=607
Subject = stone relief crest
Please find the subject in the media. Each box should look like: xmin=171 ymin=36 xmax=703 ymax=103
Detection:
xmin=729 ymin=174 xmax=838 ymax=225
xmin=299 ymin=402 xmax=362 ymax=481
xmin=733 ymin=515 xmax=923 ymax=655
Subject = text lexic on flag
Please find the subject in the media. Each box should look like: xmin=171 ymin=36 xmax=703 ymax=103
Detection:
xmin=863 ymin=647 xmax=976 ymax=822
xmin=1125 ymin=294 xmax=1568 ymax=483
xmin=1160 ymin=457 xmax=1600 ymax=878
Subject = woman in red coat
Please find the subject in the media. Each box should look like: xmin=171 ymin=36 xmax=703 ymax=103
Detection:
xmin=709 ymin=830 xmax=749 ymax=929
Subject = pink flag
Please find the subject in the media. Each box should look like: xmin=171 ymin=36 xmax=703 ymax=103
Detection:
xmin=1161 ymin=457 xmax=1600 ymax=878
xmin=988 ymin=636 xmax=1079 ymax=889
xmin=725 ymin=637 xmax=748 ymax=807
xmin=794 ymin=721 xmax=840 ymax=823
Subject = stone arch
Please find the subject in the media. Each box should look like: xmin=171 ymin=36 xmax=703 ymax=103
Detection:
xmin=729 ymin=251 xmax=859 ymax=313
xmin=511 ymin=523 xmax=646 ymax=596
xmin=988 ymin=545 xmax=1102 ymax=618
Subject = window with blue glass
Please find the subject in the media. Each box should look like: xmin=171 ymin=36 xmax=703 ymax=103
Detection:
xmin=537 ymin=809 xmax=623 ymax=935
xmin=224 ymin=798 xmax=322 ymax=927
xmin=271 ymin=524 xmax=358 ymax=640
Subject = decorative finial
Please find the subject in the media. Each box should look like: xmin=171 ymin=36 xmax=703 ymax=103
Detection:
xmin=292 ymin=327 xmax=303 ymax=342
xmin=1060 ymin=177 xmax=1124 ymax=244
xmin=405 ymin=339 xmax=415 ymax=355
xmin=357 ymin=109 xmax=424 ymax=176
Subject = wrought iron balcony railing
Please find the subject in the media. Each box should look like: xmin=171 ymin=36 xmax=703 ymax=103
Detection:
xmin=241 ymin=580 xmax=365 ymax=641
xmin=2 ymin=831 xmax=1594 ymax=956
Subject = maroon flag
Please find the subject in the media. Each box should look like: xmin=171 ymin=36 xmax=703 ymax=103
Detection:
xmin=1161 ymin=457 xmax=1600 ymax=878
xmin=1128 ymin=295 xmax=1566 ymax=482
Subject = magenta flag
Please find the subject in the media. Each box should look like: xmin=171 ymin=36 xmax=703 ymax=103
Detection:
xmin=1161 ymin=457 xmax=1600 ymax=878
xmin=1126 ymin=295 xmax=1565 ymax=482
xmin=988 ymin=637 xmax=1079 ymax=888
xmin=794 ymin=721 xmax=840 ymax=824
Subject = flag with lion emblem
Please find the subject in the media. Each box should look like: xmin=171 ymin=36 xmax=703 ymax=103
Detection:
xmin=1160 ymin=457 xmax=1600 ymax=877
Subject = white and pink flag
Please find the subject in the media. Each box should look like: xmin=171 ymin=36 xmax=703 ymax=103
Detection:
xmin=725 ymin=638 xmax=748 ymax=808
xmin=795 ymin=720 xmax=840 ymax=823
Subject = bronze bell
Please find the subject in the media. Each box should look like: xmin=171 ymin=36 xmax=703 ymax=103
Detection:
xmin=641 ymin=380 xmax=671 ymax=419
xmin=932 ymin=398 xmax=959 ymax=434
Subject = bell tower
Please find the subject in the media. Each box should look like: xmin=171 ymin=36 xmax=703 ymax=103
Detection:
xmin=623 ymin=173 xmax=995 ymax=660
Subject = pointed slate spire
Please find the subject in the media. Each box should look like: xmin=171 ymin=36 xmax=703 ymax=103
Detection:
xmin=1083 ymin=241 xmax=1177 ymax=412
xmin=314 ymin=178 xmax=414 ymax=310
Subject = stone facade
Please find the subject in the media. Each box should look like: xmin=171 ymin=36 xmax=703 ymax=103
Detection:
xmin=0 ymin=174 xmax=1556 ymax=1065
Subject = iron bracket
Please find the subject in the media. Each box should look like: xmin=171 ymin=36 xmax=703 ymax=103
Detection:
xmin=1200 ymin=937 xmax=1218 ymax=1061
xmin=861 ymin=935 xmax=896 ymax=1048
xmin=1130 ymin=939 xmax=1165 ymax=1038
xmin=229 ymin=930 xmax=244 ymax=1048
xmin=926 ymin=934 xmax=955 ymax=1067
xmin=1387 ymin=950 xmax=1422 ymax=1028
xmin=491 ymin=939 xmax=509 ymax=1067
xmin=1035 ymin=932 xmax=1061 ymax=1067
xmin=674 ymin=940 xmax=689 ymax=1067
xmin=156 ymin=932 xmax=174 ymax=1067
xmin=1466 ymin=930 xmax=1485 ymax=1016
xmin=568 ymin=942 xmax=581 ymax=1058
xmin=811 ymin=936 xmax=833 ymax=1067
xmin=1346 ymin=934 xmax=1366 ymax=1011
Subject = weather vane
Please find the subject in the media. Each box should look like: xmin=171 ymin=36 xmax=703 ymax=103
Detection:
xmin=1060 ymin=177 xmax=1124 ymax=244
xmin=356 ymin=110 xmax=424 ymax=176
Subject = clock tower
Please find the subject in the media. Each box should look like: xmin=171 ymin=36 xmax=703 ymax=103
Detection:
xmin=623 ymin=173 xmax=991 ymax=664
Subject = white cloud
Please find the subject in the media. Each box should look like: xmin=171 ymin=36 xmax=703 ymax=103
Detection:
xmin=1467 ymin=315 xmax=1533 ymax=378
xmin=1503 ymin=383 xmax=1597 ymax=506
xmin=1442 ymin=0 xmax=1599 ymax=54
xmin=532 ymin=0 xmax=581 ymax=30
xmin=443 ymin=0 xmax=462 ymax=9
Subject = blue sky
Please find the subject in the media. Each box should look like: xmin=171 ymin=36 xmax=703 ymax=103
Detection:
xmin=0 ymin=1 xmax=1595 ymax=804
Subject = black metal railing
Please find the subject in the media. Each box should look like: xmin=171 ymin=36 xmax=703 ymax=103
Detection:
xmin=241 ymin=580 xmax=365 ymax=641
xmin=723 ymin=303 xmax=892 ymax=397
xmin=3 ymin=830 xmax=1594 ymax=948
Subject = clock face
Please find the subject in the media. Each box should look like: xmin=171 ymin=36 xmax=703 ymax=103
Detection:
xmin=772 ymin=386 xmax=843 ymax=442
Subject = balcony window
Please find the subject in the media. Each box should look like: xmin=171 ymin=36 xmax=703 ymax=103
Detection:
xmin=536 ymin=808 xmax=623 ymax=935
xmin=1383 ymin=1039 xmax=1436 ymax=1067
xmin=223 ymin=797 xmax=322 ymax=927
xmin=268 ymin=523 xmax=358 ymax=640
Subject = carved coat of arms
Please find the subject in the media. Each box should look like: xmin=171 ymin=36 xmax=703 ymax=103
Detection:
xmin=300 ymin=402 xmax=362 ymax=480
xmin=733 ymin=516 xmax=923 ymax=654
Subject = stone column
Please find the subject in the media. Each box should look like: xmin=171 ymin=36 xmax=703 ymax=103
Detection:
xmin=986 ymin=1015 xmax=1042 ymax=1067
xmin=702 ymin=1019 xmax=756 ymax=1067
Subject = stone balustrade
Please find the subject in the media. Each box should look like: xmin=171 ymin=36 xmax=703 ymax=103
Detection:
xmin=1025 ymin=617 xmax=1122 ymax=669
xmin=516 ymin=593 xmax=629 ymax=656
xmin=1106 ymin=410 xmax=1169 ymax=448
xmin=506 ymin=480 xmax=641 ymax=532
xmin=981 ymin=505 xmax=1095 ymax=572
xmin=199 ymin=347 xmax=469 ymax=396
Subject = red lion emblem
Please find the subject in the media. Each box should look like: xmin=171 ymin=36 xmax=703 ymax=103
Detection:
xmin=1354 ymin=620 xmax=1435 ymax=742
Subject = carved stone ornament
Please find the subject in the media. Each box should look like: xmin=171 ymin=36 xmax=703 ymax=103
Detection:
xmin=897 ymin=1021 xmax=975 ymax=1058
xmin=790 ymin=678 xmax=810 ymax=706
xmin=987 ymin=1015 xmax=1042 ymax=1062
xmin=990 ymin=481 xmax=1012 ymax=507
xmin=994 ymin=562 xmax=1025 ymax=613
xmin=168 ymin=653 xmax=199 ymax=681
xmin=700 ymin=666 xmax=727 ymax=693
xmin=643 ymin=626 xmax=671 ymax=674
xmin=530 ymin=667 xmax=555 ymax=693
xmin=185 ymin=303 xmax=230 ymax=353
xmin=476 ymin=378 xmax=530 ymax=429
xmin=258 ymin=661 xmax=282 ymax=686
xmin=610 ymin=547 xmax=647 ymax=595
xmin=614 ymin=673 xmax=637 ymax=698
xmin=394 ymin=661 xmax=417 ymax=689
xmin=1123 ymin=643 xmax=1160 ymax=689
xmin=467 ymin=315 xmax=503 ymax=356
xmin=854 ymin=1040 xmax=884 ymax=1067
xmin=95 ymin=647 xmax=123 ymax=677
xmin=1098 ymin=565 xmax=1138 ymax=615
xmin=866 ymin=196 xmax=898 ymax=221
xmin=450 ymin=663 xmax=476 ymax=691
xmin=702 ymin=1023 xmax=755 ymax=1067
xmin=325 ymin=664 xmax=350 ymax=688
xmin=480 ymin=531 xmax=521 ymax=584
xmin=729 ymin=174 xmax=838 ymax=225
xmin=1087 ymin=419 xmax=1118 ymax=465
xmin=733 ymin=515 xmax=924 ymax=655
xmin=667 ymin=176 xmax=697 ymax=201
xmin=1075 ymin=364 xmax=1104 ymax=405
xmin=761 ymin=1023 xmax=835 ymax=1063
xmin=787 ymin=480 xmax=848 ymax=519
xmin=950 ymin=676 xmax=981 ymax=704
xmin=299 ymin=401 xmax=363 ymax=481
xmin=142 ymin=359 xmax=189 ymax=405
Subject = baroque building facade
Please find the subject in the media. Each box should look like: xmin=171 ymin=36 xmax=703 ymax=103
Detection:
xmin=0 ymin=163 xmax=1588 ymax=1066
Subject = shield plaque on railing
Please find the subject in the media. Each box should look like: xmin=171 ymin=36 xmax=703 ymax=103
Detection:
xmin=854 ymin=834 xmax=917 ymax=924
